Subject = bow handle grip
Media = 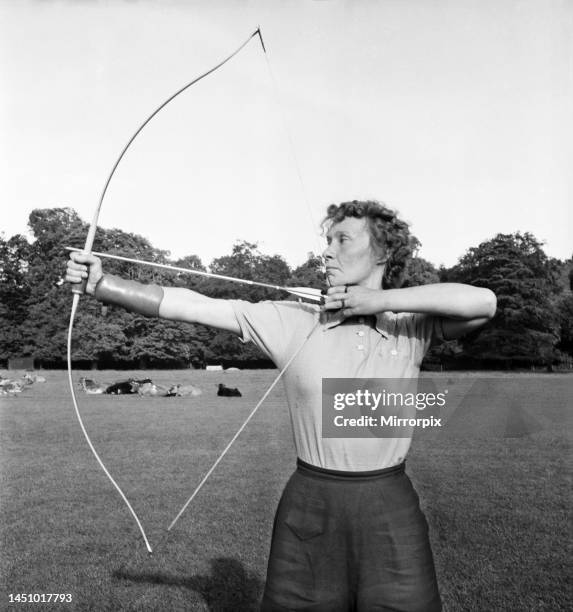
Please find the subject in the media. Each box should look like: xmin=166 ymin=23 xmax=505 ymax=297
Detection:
xmin=71 ymin=279 xmax=88 ymax=296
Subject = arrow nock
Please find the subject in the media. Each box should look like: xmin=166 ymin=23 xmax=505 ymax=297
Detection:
xmin=255 ymin=26 xmax=267 ymax=53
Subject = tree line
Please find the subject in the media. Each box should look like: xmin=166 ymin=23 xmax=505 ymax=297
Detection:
xmin=0 ymin=208 xmax=571 ymax=370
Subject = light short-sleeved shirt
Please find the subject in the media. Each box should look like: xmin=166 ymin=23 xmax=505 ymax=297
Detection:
xmin=231 ymin=300 xmax=442 ymax=471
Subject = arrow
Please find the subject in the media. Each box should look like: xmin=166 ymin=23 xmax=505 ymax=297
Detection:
xmin=65 ymin=247 xmax=324 ymax=303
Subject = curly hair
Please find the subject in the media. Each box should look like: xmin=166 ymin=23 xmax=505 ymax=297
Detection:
xmin=321 ymin=200 xmax=419 ymax=289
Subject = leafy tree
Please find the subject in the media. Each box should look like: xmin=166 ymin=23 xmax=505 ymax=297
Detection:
xmin=402 ymin=257 xmax=440 ymax=287
xmin=171 ymin=255 xmax=207 ymax=289
xmin=80 ymin=233 xmax=210 ymax=367
xmin=15 ymin=208 xmax=203 ymax=366
xmin=208 ymin=241 xmax=290 ymax=302
xmin=70 ymin=313 xmax=127 ymax=369
xmin=444 ymin=232 xmax=563 ymax=367
xmin=552 ymin=256 xmax=573 ymax=292
xmin=291 ymin=253 xmax=326 ymax=291
xmin=21 ymin=208 xmax=87 ymax=364
xmin=553 ymin=257 xmax=573 ymax=360
xmin=555 ymin=292 xmax=573 ymax=359
xmin=0 ymin=234 xmax=32 ymax=361
xmin=118 ymin=317 xmax=202 ymax=368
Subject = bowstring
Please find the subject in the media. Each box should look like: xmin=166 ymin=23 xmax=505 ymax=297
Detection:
xmin=165 ymin=32 xmax=326 ymax=535
xmin=260 ymin=35 xmax=324 ymax=259
xmin=166 ymin=320 xmax=320 ymax=535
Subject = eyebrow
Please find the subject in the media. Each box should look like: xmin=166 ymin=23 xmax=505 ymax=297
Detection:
xmin=326 ymin=229 xmax=353 ymax=239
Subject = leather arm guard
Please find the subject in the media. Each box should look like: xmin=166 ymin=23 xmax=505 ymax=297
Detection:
xmin=94 ymin=275 xmax=164 ymax=317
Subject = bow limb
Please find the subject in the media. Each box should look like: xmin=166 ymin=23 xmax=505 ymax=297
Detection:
xmin=67 ymin=185 xmax=154 ymax=553
xmin=66 ymin=303 xmax=153 ymax=553
xmin=67 ymin=29 xmax=264 ymax=554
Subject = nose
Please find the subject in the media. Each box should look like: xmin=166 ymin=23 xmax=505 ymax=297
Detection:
xmin=322 ymin=242 xmax=335 ymax=261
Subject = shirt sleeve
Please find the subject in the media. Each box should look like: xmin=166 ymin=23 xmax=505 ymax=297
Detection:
xmin=402 ymin=313 xmax=443 ymax=365
xmin=416 ymin=313 xmax=447 ymax=360
xmin=229 ymin=300 xmax=318 ymax=367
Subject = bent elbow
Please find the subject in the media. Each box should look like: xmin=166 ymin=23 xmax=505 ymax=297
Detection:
xmin=483 ymin=288 xmax=497 ymax=320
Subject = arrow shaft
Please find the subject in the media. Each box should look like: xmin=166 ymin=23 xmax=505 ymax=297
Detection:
xmin=65 ymin=247 xmax=322 ymax=301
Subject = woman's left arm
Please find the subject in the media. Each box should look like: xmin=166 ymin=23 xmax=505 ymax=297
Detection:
xmin=324 ymin=283 xmax=497 ymax=340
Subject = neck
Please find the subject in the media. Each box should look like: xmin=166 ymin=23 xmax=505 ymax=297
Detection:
xmin=358 ymin=266 xmax=385 ymax=290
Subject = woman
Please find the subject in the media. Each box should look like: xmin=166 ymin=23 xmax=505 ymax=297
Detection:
xmin=66 ymin=200 xmax=496 ymax=611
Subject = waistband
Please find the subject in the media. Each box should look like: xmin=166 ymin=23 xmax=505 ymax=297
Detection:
xmin=296 ymin=458 xmax=405 ymax=481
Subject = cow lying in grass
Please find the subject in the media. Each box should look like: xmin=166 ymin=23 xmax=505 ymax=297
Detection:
xmin=0 ymin=373 xmax=46 ymax=395
xmin=78 ymin=377 xmax=202 ymax=397
xmin=167 ymin=384 xmax=202 ymax=397
xmin=78 ymin=377 xmax=107 ymax=394
xmin=217 ymin=383 xmax=242 ymax=397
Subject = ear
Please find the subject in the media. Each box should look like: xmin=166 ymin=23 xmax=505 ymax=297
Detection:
xmin=375 ymin=244 xmax=389 ymax=265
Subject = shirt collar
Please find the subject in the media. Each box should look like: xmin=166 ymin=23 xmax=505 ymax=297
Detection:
xmin=321 ymin=310 xmax=392 ymax=338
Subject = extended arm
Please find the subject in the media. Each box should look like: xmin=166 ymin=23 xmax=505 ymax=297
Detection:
xmin=66 ymin=252 xmax=240 ymax=334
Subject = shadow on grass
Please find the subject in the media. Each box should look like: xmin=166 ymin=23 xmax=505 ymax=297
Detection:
xmin=113 ymin=557 xmax=264 ymax=611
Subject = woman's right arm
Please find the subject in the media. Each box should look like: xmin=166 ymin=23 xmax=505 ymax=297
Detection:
xmin=65 ymin=252 xmax=240 ymax=334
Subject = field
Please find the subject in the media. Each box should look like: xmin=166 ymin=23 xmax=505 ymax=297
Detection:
xmin=1 ymin=370 xmax=571 ymax=611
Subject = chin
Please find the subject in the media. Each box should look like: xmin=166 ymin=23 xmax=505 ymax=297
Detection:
xmin=326 ymin=272 xmax=344 ymax=286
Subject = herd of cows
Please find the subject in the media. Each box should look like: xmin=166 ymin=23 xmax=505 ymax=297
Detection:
xmin=0 ymin=372 xmax=46 ymax=396
xmin=79 ymin=377 xmax=243 ymax=397
xmin=79 ymin=376 xmax=202 ymax=397
xmin=0 ymin=372 xmax=243 ymax=398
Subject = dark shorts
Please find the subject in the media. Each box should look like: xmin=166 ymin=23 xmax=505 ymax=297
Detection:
xmin=261 ymin=460 xmax=442 ymax=612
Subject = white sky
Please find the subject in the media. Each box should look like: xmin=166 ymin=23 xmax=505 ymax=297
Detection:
xmin=1 ymin=0 xmax=571 ymax=268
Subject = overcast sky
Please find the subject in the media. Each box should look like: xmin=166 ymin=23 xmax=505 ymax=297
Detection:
xmin=1 ymin=0 xmax=571 ymax=268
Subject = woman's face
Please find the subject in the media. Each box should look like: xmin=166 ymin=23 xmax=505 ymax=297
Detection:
xmin=323 ymin=217 xmax=385 ymax=288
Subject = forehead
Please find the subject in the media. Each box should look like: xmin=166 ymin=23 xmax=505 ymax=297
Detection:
xmin=326 ymin=216 xmax=370 ymax=237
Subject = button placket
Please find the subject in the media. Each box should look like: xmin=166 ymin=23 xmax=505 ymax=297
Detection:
xmin=379 ymin=335 xmax=399 ymax=357
xmin=356 ymin=320 xmax=366 ymax=351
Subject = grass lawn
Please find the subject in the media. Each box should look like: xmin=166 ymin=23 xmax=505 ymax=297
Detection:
xmin=1 ymin=370 xmax=571 ymax=611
